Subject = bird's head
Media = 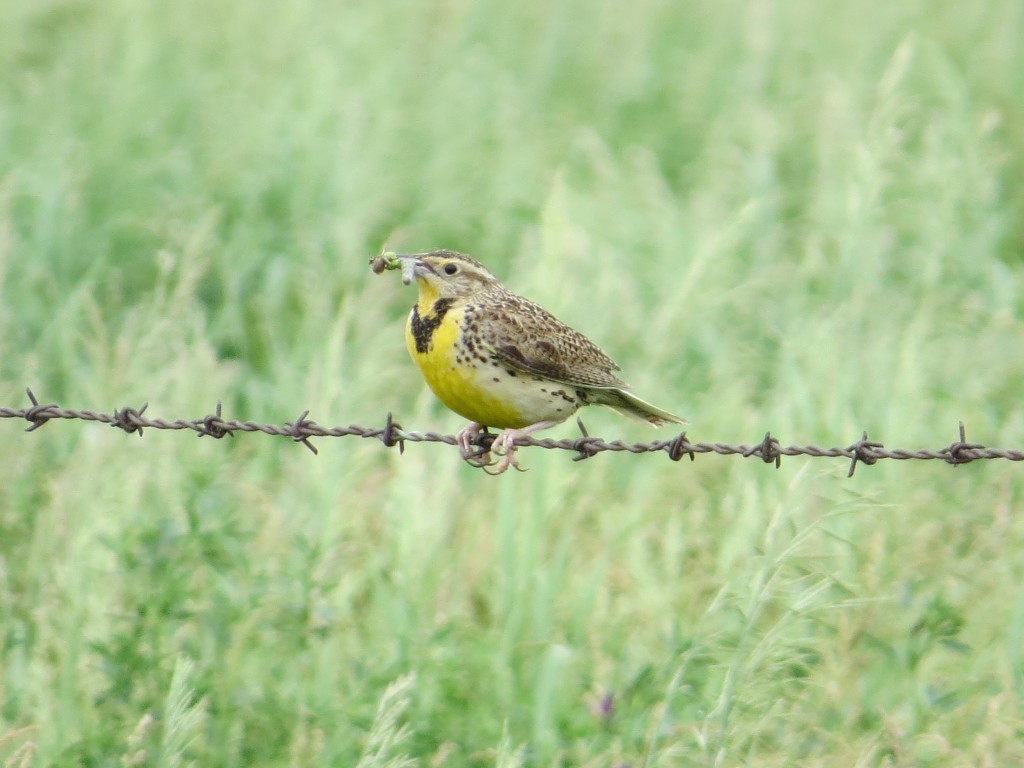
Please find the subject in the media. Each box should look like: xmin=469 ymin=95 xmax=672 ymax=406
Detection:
xmin=394 ymin=250 xmax=501 ymax=303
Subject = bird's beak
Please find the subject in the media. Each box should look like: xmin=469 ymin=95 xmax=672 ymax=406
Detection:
xmin=394 ymin=255 xmax=432 ymax=285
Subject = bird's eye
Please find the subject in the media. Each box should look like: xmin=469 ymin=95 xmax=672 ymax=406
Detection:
xmin=443 ymin=263 xmax=459 ymax=276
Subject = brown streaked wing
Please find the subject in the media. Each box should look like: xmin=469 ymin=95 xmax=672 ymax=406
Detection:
xmin=476 ymin=294 xmax=628 ymax=389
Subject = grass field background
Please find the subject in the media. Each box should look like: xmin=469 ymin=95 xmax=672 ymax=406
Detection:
xmin=2 ymin=0 xmax=1024 ymax=765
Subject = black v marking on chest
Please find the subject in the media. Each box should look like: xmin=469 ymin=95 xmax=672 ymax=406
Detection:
xmin=410 ymin=298 xmax=455 ymax=354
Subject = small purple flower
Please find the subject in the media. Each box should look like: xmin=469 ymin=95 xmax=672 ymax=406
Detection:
xmin=600 ymin=692 xmax=615 ymax=718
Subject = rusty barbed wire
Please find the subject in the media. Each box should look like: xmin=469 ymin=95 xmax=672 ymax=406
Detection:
xmin=3 ymin=388 xmax=1023 ymax=476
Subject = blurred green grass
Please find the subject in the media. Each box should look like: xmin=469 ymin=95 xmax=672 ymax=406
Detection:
xmin=2 ymin=0 xmax=1024 ymax=765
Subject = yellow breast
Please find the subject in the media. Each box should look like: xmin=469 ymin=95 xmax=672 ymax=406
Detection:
xmin=405 ymin=301 xmax=531 ymax=429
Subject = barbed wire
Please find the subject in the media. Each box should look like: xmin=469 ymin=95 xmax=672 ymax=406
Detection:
xmin=3 ymin=388 xmax=1022 ymax=476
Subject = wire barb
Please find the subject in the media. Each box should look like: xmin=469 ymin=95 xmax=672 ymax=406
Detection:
xmin=288 ymin=410 xmax=319 ymax=455
xmin=380 ymin=412 xmax=405 ymax=454
xmin=197 ymin=401 xmax=233 ymax=439
xmin=943 ymin=421 xmax=985 ymax=466
xmin=846 ymin=431 xmax=884 ymax=477
xmin=666 ymin=432 xmax=695 ymax=463
xmin=748 ymin=432 xmax=781 ymax=468
xmin=112 ymin=403 xmax=149 ymax=436
xmin=571 ymin=417 xmax=602 ymax=462
xmin=470 ymin=427 xmax=496 ymax=454
xmin=22 ymin=388 xmax=58 ymax=432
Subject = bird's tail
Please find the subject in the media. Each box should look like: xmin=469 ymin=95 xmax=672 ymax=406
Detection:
xmin=589 ymin=387 xmax=686 ymax=427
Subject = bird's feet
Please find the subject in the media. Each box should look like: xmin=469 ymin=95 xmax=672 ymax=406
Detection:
xmin=457 ymin=420 xmax=563 ymax=473
xmin=483 ymin=420 xmax=563 ymax=474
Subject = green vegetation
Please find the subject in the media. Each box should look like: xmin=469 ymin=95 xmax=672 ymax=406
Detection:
xmin=2 ymin=0 xmax=1024 ymax=765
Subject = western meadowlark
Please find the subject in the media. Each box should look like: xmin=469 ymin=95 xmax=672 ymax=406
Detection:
xmin=372 ymin=250 xmax=684 ymax=473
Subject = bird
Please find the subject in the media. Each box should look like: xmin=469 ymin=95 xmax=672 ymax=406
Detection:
xmin=376 ymin=250 xmax=684 ymax=473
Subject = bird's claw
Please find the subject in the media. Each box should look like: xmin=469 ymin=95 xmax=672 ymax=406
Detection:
xmin=457 ymin=423 xmax=494 ymax=468
xmin=481 ymin=429 xmax=530 ymax=474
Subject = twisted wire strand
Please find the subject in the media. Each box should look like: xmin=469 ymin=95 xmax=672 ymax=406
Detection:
xmin=3 ymin=389 xmax=1021 ymax=475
